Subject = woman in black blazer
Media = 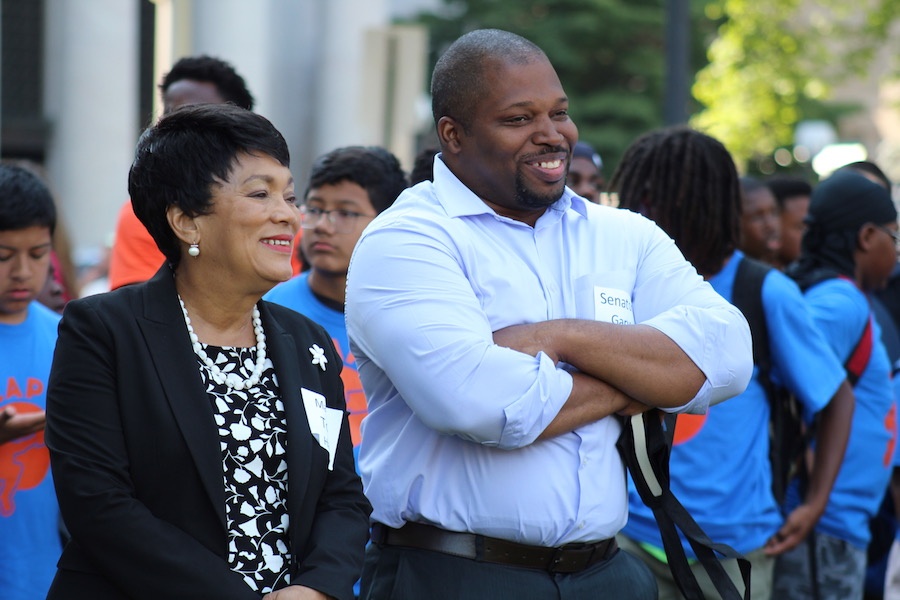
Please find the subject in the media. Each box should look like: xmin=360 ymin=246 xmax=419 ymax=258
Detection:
xmin=45 ymin=104 xmax=371 ymax=600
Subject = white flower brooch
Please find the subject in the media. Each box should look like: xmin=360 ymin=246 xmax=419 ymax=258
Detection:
xmin=309 ymin=344 xmax=328 ymax=371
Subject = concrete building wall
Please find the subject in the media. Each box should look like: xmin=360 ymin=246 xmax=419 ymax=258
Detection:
xmin=153 ymin=0 xmax=317 ymax=184
xmin=43 ymin=0 xmax=140 ymax=260
xmin=42 ymin=0 xmax=430 ymax=259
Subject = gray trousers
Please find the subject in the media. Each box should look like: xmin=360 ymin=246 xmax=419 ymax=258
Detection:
xmin=360 ymin=541 xmax=657 ymax=600
xmin=772 ymin=531 xmax=865 ymax=600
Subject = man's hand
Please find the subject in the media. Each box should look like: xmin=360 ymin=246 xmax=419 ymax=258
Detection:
xmin=763 ymin=503 xmax=822 ymax=556
xmin=0 ymin=406 xmax=46 ymax=446
xmin=262 ymin=585 xmax=333 ymax=600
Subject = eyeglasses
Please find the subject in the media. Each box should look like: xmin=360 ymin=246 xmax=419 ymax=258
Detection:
xmin=299 ymin=205 xmax=375 ymax=234
xmin=875 ymin=224 xmax=900 ymax=249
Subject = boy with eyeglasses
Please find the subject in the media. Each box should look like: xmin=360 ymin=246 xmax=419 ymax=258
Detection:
xmin=265 ymin=145 xmax=407 ymax=466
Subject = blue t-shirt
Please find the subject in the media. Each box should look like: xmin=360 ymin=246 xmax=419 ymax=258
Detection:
xmin=0 ymin=302 xmax=62 ymax=600
xmin=624 ymin=252 xmax=845 ymax=555
xmin=792 ymin=277 xmax=897 ymax=549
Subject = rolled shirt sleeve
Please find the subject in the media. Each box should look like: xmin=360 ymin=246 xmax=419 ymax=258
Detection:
xmin=646 ymin=302 xmax=752 ymax=414
xmin=629 ymin=221 xmax=753 ymax=414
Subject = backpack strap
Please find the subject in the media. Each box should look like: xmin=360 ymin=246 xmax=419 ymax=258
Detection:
xmin=845 ymin=315 xmax=873 ymax=385
xmin=803 ymin=273 xmax=873 ymax=384
xmin=618 ymin=412 xmax=751 ymax=600
xmin=732 ymin=256 xmax=772 ymax=372
xmin=731 ymin=256 xmax=804 ymax=505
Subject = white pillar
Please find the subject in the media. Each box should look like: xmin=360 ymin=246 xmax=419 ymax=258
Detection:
xmin=314 ymin=0 xmax=390 ymax=151
xmin=361 ymin=25 xmax=429 ymax=170
xmin=44 ymin=0 xmax=139 ymax=259
xmin=153 ymin=0 xmax=436 ymax=181
xmin=155 ymin=0 xmax=318 ymax=183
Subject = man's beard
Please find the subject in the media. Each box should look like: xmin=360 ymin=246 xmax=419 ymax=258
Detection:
xmin=514 ymin=170 xmax=566 ymax=210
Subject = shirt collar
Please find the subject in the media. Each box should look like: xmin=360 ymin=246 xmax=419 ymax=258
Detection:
xmin=432 ymin=153 xmax=589 ymax=224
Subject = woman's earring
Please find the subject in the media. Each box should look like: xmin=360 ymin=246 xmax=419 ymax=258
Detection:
xmin=188 ymin=243 xmax=200 ymax=257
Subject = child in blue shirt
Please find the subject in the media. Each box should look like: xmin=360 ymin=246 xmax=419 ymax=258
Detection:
xmin=266 ymin=145 xmax=407 ymax=464
xmin=0 ymin=164 xmax=64 ymax=600
xmin=774 ymin=170 xmax=899 ymax=599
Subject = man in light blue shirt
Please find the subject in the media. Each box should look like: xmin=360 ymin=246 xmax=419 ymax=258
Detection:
xmin=346 ymin=28 xmax=752 ymax=600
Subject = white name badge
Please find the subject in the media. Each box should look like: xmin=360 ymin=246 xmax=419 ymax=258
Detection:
xmin=301 ymin=387 xmax=343 ymax=470
xmin=593 ymin=286 xmax=635 ymax=325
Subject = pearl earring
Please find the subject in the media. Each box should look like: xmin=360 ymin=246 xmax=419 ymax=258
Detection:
xmin=188 ymin=243 xmax=200 ymax=257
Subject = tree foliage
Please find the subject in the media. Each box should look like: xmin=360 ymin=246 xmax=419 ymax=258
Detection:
xmin=402 ymin=0 xmax=716 ymax=174
xmin=693 ymin=0 xmax=900 ymax=167
xmin=402 ymin=0 xmax=900 ymax=172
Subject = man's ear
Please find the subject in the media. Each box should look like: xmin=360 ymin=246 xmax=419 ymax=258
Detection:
xmin=857 ymin=223 xmax=877 ymax=251
xmin=167 ymin=205 xmax=200 ymax=246
xmin=437 ymin=116 xmax=464 ymax=156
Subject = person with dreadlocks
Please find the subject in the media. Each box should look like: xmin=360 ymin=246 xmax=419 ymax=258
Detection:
xmin=771 ymin=170 xmax=899 ymax=600
xmin=610 ymin=126 xmax=855 ymax=600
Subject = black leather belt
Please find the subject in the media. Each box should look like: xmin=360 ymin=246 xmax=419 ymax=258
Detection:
xmin=370 ymin=521 xmax=618 ymax=574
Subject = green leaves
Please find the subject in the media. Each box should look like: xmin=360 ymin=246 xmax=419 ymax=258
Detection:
xmin=404 ymin=0 xmax=900 ymax=172
xmin=692 ymin=0 xmax=900 ymax=167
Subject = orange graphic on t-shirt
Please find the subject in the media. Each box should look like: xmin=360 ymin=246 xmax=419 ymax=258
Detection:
xmin=331 ymin=338 xmax=368 ymax=448
xmin=4 ymin=376 xmax=43 ymax=400
xmin=673 ymin=413 xmax=707 ymax=446
xmin=884 ymin=402 xmax=897 ymax=468
xmin=0 ymin=401 xmax=50 ymax=517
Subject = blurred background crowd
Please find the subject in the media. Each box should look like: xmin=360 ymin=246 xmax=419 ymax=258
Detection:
xmin=4 ymin=1 xmax=900 ymax=599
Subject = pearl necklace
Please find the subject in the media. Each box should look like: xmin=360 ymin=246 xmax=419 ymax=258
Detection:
xmin=178 ymin=295 xmax=268 ymax=391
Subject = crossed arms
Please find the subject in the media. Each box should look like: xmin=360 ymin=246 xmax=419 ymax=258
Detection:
xmin=346 ymin=212 xmax=752 ymax=448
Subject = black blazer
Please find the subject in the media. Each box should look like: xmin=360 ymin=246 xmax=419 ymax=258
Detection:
xmin=45 ymin=268 xmax=371 ymax=600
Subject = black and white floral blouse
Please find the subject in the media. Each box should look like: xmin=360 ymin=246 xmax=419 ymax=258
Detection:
xmin=196 ymin=344 xmax=290 ymax=594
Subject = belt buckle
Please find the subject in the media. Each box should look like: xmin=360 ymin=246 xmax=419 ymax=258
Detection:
xmin=549 ymin=543 xmax=596 ymax=574
xmin=548 ymin=546 xmax=567 ymax=572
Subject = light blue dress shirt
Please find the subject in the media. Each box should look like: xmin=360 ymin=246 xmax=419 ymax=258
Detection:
xmin=346 ymin=157 xmax=752 ymax=546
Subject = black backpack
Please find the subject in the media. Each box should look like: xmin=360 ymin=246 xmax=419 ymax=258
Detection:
xmin=732 ymin=257 xmax=873 ymax=504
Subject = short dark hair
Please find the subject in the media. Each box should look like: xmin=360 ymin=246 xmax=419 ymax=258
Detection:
xmin=431 ymin=29 xmax=544 ymax=132
xmin=307 ymin=146 xmax=407 ymax=214
xmin=610 ymin=127 xmax=740 ymax=277
xmin=0 ymin=164 xmax=56 ymax=234
xmin=160 ymin=55 xmax=254 ymax=111
xmin=128 ymin=103 xmax=289 ymax=269
xmin=766 ymin=176 xmax=813 ymax=209
xmin=739 ymin=175 xmax=768 ymax=197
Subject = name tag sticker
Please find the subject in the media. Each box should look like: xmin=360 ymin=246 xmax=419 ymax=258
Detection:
xmin=301 ymin=387 xmax=343 ymax=470
xmin=593 ymin=286 xmax=635 ymax=325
